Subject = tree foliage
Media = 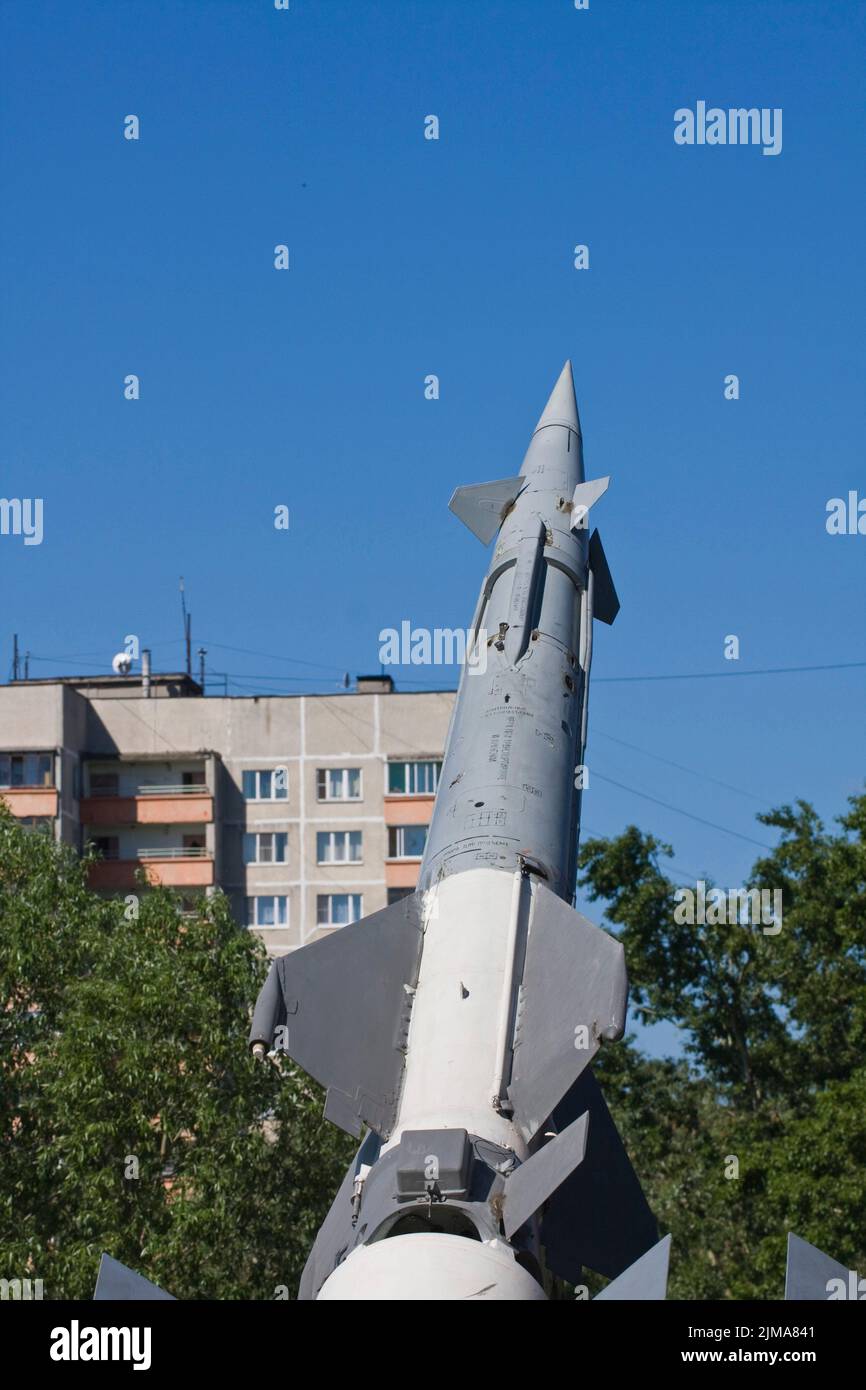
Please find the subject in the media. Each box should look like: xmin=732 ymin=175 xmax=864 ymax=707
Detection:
xmin=0 ymin=805 xmax=352 ymax=1299
xmin=581 ymin=793 xmax=866 ymax=1298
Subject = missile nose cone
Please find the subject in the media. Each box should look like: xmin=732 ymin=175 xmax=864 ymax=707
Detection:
xmin=533 ymin=360 xmax=581 ymax=437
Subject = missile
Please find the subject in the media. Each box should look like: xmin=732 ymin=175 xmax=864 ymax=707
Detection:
xmin=250 ymin=361 xmax=664 ymax=1300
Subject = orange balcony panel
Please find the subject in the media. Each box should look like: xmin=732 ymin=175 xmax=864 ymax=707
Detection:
xmin=1 ymin=788 xmax=58 ymax=818
xmin=88 ymin=858 xmax=214 ymax=891
xmin=81 ymin=795 xmax=213 ymax=826
xmin=385 ymin=860 xmax=421 ymax=889
xmin=384 ymin=794 xmax=435 ymax=827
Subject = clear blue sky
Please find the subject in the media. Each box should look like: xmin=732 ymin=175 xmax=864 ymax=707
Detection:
xmin=2 ymin=1 xmax=864 ymax=1053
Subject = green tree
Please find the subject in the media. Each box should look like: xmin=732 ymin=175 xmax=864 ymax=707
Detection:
xmin=580 ymin=792 xmax=866 ymax=1299
xmin=0 ymin=805 xmax=352 ymax=1299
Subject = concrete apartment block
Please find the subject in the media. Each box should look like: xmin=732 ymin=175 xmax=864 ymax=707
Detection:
xmin=0 ymin=673 xmax=454 ymax=955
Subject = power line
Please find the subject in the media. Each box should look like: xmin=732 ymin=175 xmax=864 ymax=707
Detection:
xmin=592 ymin=730 xmax=770 ymax=805
xmin=592 ymin=772 xmax=773 ymax=849
xmin=594 ymin=660 xmax=866 ymax=683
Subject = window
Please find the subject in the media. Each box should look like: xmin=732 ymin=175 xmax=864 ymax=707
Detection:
xmin=388 ymin=825 xmax=427 ymax=859
xmin=387 ymin=761 xmax=441 ymax=796
xmin=316 ymin=767 xmax=361 ymax=801
xmin=317 ymin=893 xmax=363 ymax=927
xmin=92 ymin=836 xmax=119 ymax=861
xmin=246 ymin=896 xmax=289 ymax=928
xmin=316 ymin=830 xmax=362 ymax=864
xmin=242 ymin=768 xmax=288 ymax=801
xmin=387 ymin=887 xmax=414 ymax=905
xmin=18 ymin=818 xmax=53 ymax=835
xmin=89 ymin=771 xmax=119 ymax=797
xmin=0 ymin=753 xmax=53 ymax=788
xmin=182 ymin=770 xmax=206 ymax=787
xmin=243 ymin=831 xmax=288 ymax=865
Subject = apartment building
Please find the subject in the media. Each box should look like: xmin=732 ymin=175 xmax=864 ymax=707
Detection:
xmin=0 ymin=672 xmax=455 ymax=954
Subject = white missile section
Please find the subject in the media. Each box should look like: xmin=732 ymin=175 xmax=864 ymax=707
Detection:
xmin=318 ymin=1233 xmax=547 ymax=1301
xmin=384 ymin=868 xmax=527 ymax=1154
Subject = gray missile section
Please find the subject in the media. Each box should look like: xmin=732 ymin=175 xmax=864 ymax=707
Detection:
xmin=420 ymin=360 xmax=616 ymax=902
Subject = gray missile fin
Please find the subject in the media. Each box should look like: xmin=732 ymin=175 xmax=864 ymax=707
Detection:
xmin=262 ymin=892 xmax=424 ymax=1140
xmin=299 ymin=1130 xmax=381 ymax=1301
xmin=785 ymin=1233 xmax=850 ymax=1300
xmin=94 ymin=1253 xmax=175 ymax=1301
xmin=595 ymin=1235 xmax=671 ymax=1301
xmin=507 ymin=881 xmax=627 ymax=1143
xmin=249 ymin=958 xmax=287 ymax=1051
xmin=570 ymin=476 xmax=610 ymax=533
xmin=449 ymin=476 xmax=525 ymax=545
xmin=503 ymin=1111 xmax=589 ymax=1239
xmin=589 ymin=528 xmax=619 ymax=624
xmin=541 ymin=1069 xmax=659 ymax=1281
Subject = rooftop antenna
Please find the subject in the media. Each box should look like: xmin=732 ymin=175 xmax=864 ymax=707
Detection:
xmin=12 ymin=634 xmax=19 ymax=681
xmin=197 ymin=647 xmax=207 ymax=695
xmin=179 ymin=577 xmax=192 ymax=677
xmin=23 ymin=651 xmax=30 ymax=680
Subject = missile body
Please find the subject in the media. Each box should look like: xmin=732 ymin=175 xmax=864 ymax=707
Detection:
xmin=250 ymin=363 xmax=661 ymax=1300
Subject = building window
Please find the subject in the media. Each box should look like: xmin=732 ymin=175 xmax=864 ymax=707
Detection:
xmin=243 ymin=831 xmax=288 ymax=865
xmin=387 ymin=761 xmax=441 ymax=796
xmin=242 ymin=768 xmax=288 ymax=801
xmin=18 ymin=817 xmax=53 ymax=834
xmin=0 ymin=752 xmax=53 ymax=788
xmin=387 ymin=887 xmax=414 ymax=906
xmin=246 ymin=896 xmax=289 ymax=928
xmin=316 ymin=767 xmax=362 ymax=801
xmin=89 ymin=771 xmax=119 ymax=797
xmin=387 ymin=825 xmax=427 ymax=859
xmin=316 ymin=893 xmax=363 ymax=927
xmin=316 ymin=830 xmax=362 ymax=864
xmin=182 ymin=770 xmax=206 ymax=787
xmin=92 ymin=836 xmax=120 ymax=861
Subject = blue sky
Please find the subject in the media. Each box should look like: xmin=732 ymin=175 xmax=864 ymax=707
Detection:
xmin=1 ymin=1 xmax=864 ymax=1051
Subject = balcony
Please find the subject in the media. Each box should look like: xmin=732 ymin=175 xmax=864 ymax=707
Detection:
xmin=81 ymin=785 xmax=213 ymax=827
xmin=88 ymin=848 xmax=214 ymax=891
xmin=384 ymin=859 xmax=422 ymax=890
xmin=1 ymin=787 xmax=58 ymax=819
xmin=383 ymin=794 xmax=436 ymax=826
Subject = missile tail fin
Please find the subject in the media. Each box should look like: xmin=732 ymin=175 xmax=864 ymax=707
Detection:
xmin=541 ymin=1068 xmax=659 ymax=1282
xmin=94 ymin=1253 xmax=175 ymax=1301
xmin=248 ymin=894 xmax=425 ymax=1140
xmin=503 ymin=1111 xmax=589 ymax=1238
xmin=594 ymin=1235 xmax=671 ymax=1301
xmin=785 ymin=1233 xmax=849 ymax=1300
xmin=449 ymin=476 xmax=525 ymax=544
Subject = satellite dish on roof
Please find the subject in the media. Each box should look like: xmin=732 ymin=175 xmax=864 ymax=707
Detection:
xmin=112 ymin=652 xmax=133 ymax=675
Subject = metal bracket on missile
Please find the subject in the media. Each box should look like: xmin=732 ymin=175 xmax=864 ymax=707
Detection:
xmin=785 ymin=1233 xmax=850 ymax=1300
xmin=506 ymin=880 xmax=627 ymax=1143
xmin=449 ymin=476 xmax=526 ymax=545
xmin=503 ymin=1111 xmax=589 ymax=1239
xmin=588 ymin=529 xmax=619 ymax=624
xmin=248 ymin=892 xmax=425 ymax=1141
xmin=594 ymin=1234 xmax=671 ymax=1301
xmin=93 ymin=1253 xmax=175 ymax=1301
xmin=570 ymin=476 xmax=610 ymax=533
